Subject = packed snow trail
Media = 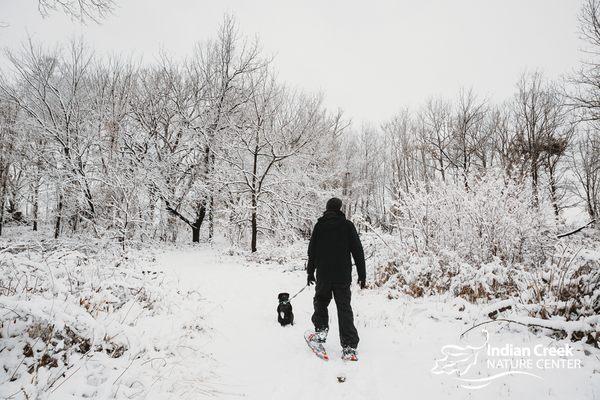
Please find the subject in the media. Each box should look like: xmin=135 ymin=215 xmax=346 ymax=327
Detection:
xmin=158 ymin=247 xmax=598 ymax=400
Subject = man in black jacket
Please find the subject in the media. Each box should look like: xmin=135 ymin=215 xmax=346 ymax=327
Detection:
xmin=306 ymin=197 xmax=366 ymax=360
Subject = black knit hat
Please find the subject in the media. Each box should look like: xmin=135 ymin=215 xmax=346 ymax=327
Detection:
xmin=326 ymin=197 xmax=342 ymax=211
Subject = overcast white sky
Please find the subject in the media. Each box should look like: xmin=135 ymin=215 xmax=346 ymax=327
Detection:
xmin=0 ymin=0 xmax=585 ymax=123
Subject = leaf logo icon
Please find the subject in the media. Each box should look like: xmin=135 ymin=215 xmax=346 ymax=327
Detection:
xmin=431 ymin=329 xmax=489 ymax=376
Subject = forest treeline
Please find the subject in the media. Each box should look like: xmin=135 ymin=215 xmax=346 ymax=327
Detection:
xmin=1 ymin=1 xmax=600 ymax=253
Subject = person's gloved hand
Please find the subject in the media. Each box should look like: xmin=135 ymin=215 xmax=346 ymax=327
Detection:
xmin=307 ymin=273 xmax=316 ymax=286
xmin=358 ymin=279 xmax=366 ymax=289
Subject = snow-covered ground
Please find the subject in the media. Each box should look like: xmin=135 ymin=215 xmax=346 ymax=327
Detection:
xmin=159 ymin=246 xmax=600 ymax=400
xmin=1 ymin=236 xmax=599 ymax=399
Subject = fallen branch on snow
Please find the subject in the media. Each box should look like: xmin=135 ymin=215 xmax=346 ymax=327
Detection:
xmin=557 ymin=220 xmax=596 ymax=238
xmin=460 ymin=318 xmax=567 ymax=339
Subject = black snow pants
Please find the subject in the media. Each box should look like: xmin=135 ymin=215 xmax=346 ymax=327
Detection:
xmin=311 ymin=280 xmax=359 ymax=348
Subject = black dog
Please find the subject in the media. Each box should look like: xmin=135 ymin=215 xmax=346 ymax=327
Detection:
xmin=277 ymin=292 xmax=294 ymax=326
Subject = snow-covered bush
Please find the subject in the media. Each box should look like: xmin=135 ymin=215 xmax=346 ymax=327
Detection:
xmin=392 ymin=173 xmax=556 ymax=266
xmin=373 ymin=251 xmax=521 ymax=300
xmin=369 ymin=195 xmax=600 ymax=345
xmin=528 ymin=244 xmax=600 ymax=321
xmin=0 ymin=234 xmax=212 ymax=399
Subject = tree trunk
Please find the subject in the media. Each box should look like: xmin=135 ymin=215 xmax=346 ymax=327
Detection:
xmin=208 ymin=196 xmax=214 ymax=240
xmin=54 ymin=193 xmax=63 ymax=239
xmin=32 ymin=197 xmax=38 ymax=231
xmin=191 ymin=207 xmax=206 ymax=243
xmin=0 ymin=189 xmax=4 ymax=237
xmin=437 ymin=136 xmax=445 ymax=182
xmin=250 ymin=194 xmax=257 ymax=253
xmin=250 ymin=142 xmax=259 ymax=253
xmin=192 ymin=226 xmax=200 ymax=242
xmin=32 ymin=166 xmax=39 ymax=231
xmin=531 ymin=155 xmax=539 ymax=207
xmin=548 ymin=166 xmax=560 ymax=218
xmin=0 ymin=174 xmax=8 ymax=237
xmin=165 ymin=199 xmax=206 ymax=243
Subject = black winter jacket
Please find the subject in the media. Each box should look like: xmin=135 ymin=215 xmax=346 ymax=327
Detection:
xmin=306 ymin=210 xmax=366 ymax=283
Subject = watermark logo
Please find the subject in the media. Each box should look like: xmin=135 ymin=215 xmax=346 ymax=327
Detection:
xmin=431 ymin=330 xmax=582 ymax=390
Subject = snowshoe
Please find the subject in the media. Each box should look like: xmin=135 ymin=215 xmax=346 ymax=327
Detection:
xmin=304 ymin=331 xmax=329 ymax=361
xmin=342 ymin=347 xmax=358 ymax=361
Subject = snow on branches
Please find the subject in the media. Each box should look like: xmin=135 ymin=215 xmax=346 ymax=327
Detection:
xmin=392 ymin=172 xmax=556 ymax=266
